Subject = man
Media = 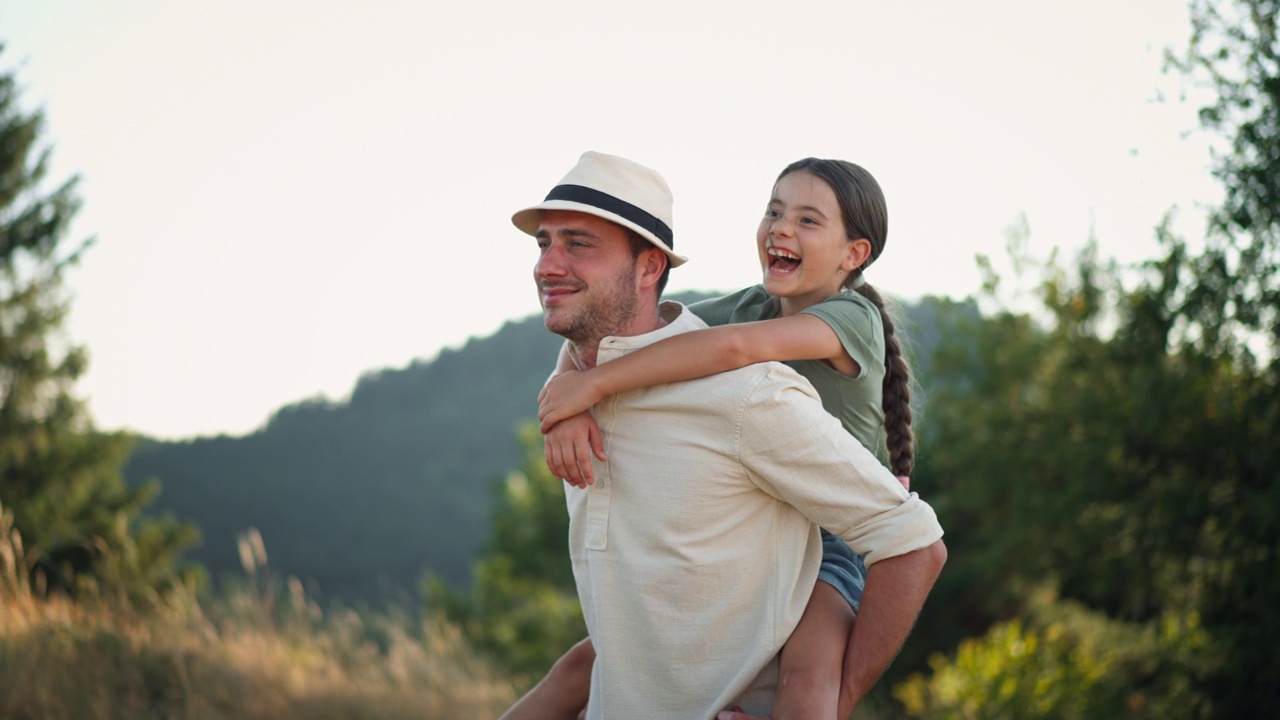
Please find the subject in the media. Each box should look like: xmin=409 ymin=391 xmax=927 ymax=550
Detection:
xmin=512 ymin=151 xmax=946 ymax=719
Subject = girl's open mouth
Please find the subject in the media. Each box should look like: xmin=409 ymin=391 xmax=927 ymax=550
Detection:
xmin=767 ymin=246 xmax=801 ymax=274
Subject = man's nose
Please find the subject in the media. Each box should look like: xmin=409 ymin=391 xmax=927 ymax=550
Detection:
xmin=535 ymin=243 xmax=567 ymax=279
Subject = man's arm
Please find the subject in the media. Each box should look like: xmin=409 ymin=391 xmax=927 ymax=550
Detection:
xmin=837 ymin=539 xmax=947 ymax=717
xmin=736 ymin=368 xmax=947 ymax=713
xmin=500 ymin=637 xmax=595 ymax=720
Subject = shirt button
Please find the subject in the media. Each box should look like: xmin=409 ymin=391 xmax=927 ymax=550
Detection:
xmin=596 ymin=478 xmax=606 ymax=489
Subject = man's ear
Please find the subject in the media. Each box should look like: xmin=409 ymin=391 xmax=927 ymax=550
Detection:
xmin=637 ymin=247 xmax=668 ymax=291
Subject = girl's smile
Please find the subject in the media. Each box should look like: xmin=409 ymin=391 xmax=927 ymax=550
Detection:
xmin=757 ymin=171 xmax=860 ymax=315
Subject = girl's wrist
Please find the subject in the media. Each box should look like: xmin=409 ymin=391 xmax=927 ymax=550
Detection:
xmin=586 ymin=371 xmax=608 ymax=403
xmin=588 ymin=366 xmax=621 ymax=403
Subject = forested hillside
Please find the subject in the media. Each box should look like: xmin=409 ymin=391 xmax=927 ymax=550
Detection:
xmin=125 ymin=292 xmax=966 ymax=605
xmin=126 ymin=310 xmax=562 ymax=603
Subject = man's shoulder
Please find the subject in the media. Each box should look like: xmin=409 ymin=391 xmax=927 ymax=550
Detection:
xmin=659 ymin=300 xmax=709 ymax=331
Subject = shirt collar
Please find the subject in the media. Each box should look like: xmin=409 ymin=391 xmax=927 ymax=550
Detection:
xmin=596 ymin=301 xmax=705 ymax=364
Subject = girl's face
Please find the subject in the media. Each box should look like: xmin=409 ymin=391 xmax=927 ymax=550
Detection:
xmin=757 ymin=171 xmax=859 ymax=311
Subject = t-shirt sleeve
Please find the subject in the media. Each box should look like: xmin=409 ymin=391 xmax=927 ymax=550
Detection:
xmin=688 ymin=285 xmax=775 ymax=328
xmin=800 ymin=295 xmax=884 ymax=380
xmin=737 ymin=365 xmax=943 ymax=565
xmin=688 ymin=291 xmax=744 ymax=327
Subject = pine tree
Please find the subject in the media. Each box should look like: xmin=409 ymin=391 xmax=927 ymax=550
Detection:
xmin=0 ymin=46 xmax=197 ymax=604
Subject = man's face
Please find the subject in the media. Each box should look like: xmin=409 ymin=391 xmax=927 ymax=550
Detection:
xmin=533 ymin=210 xmax=641 ymax=344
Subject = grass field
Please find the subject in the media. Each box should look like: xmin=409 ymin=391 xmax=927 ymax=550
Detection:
xmin=0 ymin=581 xmax=521 ymax=719
xmin=0 ymin=515 xmax=519 ymax=720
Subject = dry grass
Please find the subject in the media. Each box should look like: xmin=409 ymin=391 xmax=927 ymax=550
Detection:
xmin=0 ymin=510 xmax=519 ymax=720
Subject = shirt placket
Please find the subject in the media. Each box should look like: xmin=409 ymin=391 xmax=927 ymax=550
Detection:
xmin=585 ymin=352 xmax=617 ymax=551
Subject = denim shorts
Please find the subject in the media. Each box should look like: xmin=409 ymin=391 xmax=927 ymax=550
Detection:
xmin=817 ymin=529 xmax=867 ymax=614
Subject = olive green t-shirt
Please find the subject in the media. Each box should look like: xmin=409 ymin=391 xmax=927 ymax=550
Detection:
xmin=689 ymin=285 xmax=889 ymax=467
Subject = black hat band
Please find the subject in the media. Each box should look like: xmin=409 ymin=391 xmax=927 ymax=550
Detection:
xmin=545 ymin=184 xmax=674 ymax=250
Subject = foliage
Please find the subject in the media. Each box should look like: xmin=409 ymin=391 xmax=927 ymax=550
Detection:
xmin=898 ymin=4 xmax=1280 ymax=716
xmin=896 ymin=598 xmax=1214 ymax=720
xmin=1166 ymin=0 xmax=1279 ymax=355
xmin=905 ymin=222 xmax=1278 ymax=714
xmin=426 ymin=423 xmax=584 ymax=678
xmin=0 ymin=46 xmax=197 ymax=605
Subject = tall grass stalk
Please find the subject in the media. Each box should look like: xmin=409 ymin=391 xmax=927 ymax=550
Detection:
xmin=0 ymin=508 xmax=518 ymax=719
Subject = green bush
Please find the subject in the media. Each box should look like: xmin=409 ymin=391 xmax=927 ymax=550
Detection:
xmin=894 ymin=598 xmax=1216 ymax=719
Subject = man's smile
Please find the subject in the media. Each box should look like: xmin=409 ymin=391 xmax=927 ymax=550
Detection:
xmin=539 ymin=282 xmax=583 ymax=306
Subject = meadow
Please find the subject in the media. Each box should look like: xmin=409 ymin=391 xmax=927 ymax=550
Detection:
xmin=0 ymin=517 xmax=519 ymax=720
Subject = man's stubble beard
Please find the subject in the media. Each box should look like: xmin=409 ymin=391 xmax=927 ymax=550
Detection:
xmin=545 ymin=259 xmax=639 ymax=348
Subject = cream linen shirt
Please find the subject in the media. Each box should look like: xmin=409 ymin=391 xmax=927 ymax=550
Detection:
xmin=568 ymin=302 xmax=944 ymax=719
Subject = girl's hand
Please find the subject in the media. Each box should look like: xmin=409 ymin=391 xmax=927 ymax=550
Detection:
xmin=898 ymin=475 xmax=911 ymax=491
xmin=539 ymin=370 xmax=605 ymax=433
xmin=543 ymin=411 xmax=607 ymax=488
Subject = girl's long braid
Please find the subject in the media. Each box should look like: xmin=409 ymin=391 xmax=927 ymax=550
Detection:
xmin=853 ymin=278 xmax=914 ymax=477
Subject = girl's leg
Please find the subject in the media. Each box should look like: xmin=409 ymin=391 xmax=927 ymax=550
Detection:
xmin=501 ymin=637 xmax=596 ymax=720
xmin=770 ymin=581 xmax=856 ymax=720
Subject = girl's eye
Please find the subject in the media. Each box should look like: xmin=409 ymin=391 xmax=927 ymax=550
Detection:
xmin=801 ymin=216 xmax=818 ymax=225
xmin=765 ymin=208 xmax=780 ymax=218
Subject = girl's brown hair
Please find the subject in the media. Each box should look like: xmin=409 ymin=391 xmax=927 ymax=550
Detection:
xmin=777 ymin=158 xmax=914 ymax=476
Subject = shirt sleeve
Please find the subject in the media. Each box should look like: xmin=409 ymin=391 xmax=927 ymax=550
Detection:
xmin=800 ymin=294 xmax=884 ymax=380
xmin=688 ymin=286 xmax=773 ymax=328
xmin=688 ymin=294 xmax=739 ymax=327
xmin=736 ymin=364 xmax=943 ymax=565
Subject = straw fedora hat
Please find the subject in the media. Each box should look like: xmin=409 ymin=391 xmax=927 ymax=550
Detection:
xmin=512 ymin=151 xmax=688 ymax=267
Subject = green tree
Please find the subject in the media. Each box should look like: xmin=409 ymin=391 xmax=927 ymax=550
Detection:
xmin=1159 ymin=1 xmax=1279 ymax=710
xmin=901 ymin=4 xmax=1280 ymax=715
xmin=0 ymin=47 xmax=197 ymax=604
xmin=909 ymin=232 xmax=1278 ymax=716
xmin=426 ymin=423 xmax=584 ymax=677
xmin=1166 ymin=0 xmax=1279 ymax=354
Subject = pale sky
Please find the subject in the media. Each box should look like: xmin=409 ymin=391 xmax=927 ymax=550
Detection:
xmin=2 ymin=0 xmax=1220 ymax=439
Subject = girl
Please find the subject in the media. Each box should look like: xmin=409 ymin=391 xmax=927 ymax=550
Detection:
xmin=515 ymin=158 xmax=913 ymax=720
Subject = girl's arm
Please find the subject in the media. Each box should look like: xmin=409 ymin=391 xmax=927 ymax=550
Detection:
xmin=543 ymin=341 xmax=607 ymax=487
xmin=545 ymin=412 xmax=605 ymax=488
xmin=539 ymin=314 xmax=855 ymax=430
xmin=551 ymin=340 xmax=576 ymax=376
